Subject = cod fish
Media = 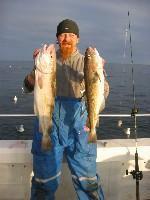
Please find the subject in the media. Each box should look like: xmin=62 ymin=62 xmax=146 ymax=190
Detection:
xmin=84 ymin=47 xmax=105 ymax=143
xmin=34 ymin=44 xmax=56 ymax=150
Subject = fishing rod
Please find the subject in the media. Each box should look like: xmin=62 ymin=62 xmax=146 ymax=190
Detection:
xmin=125 ymin=11 xmax=143 ymax=200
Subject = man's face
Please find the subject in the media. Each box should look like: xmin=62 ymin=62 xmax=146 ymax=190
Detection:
xmin=57 ymin=33 xmax=79 ymax=61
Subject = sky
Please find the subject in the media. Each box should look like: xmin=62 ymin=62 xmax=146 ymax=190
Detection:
xmin=1 ymin=0 xmax=150 ymax=64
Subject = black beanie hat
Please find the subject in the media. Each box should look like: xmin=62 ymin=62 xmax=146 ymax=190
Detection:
xmin=56 ymin=19 xmax=79 ymax=37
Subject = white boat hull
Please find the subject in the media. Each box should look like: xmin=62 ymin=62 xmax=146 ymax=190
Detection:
xmin=0 ymin=139 xmax=149 ymax=200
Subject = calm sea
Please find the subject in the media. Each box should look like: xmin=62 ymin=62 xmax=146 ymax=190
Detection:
xmin=0 ymin=60 xmax=150 ymax=140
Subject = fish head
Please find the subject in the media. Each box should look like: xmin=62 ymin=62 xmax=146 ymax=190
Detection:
xmin=95 ymin=48 xmax=105 ymax=70
xmin=35 ymin=44 xmax=56 ymax=74
xmin=85 ymin=47 xmax=105 ymax=71
xmin=84 ymin=47 xmax=100 ymax=74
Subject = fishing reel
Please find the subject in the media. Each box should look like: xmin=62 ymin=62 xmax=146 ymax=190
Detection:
xmin=131 ymin=107 xmax=139 ymax=117
xmin=126 ymin=168 xmax=143 ymax=180
xmin=126 ymin=151 xmax=143 ymax=181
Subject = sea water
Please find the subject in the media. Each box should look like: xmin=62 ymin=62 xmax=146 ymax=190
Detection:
xmin=0 ymin=61 xmax=150 ymax=140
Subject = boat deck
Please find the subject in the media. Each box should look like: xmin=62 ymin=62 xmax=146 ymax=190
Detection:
xmin=0 ymin=139 xmax=149 ymax=200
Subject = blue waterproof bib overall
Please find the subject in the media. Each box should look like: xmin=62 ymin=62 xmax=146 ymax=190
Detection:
xmin=31 ymin=96 xmax=104 ymax=200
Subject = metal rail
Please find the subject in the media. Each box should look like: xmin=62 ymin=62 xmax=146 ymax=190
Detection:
xmin=0 ymin=113 xmax=150 ymax=117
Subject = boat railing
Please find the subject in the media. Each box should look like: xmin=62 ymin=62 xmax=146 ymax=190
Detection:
xmin=0 ymin=113 xmax=150 ymax=117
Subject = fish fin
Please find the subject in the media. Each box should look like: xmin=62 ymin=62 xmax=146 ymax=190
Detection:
xmin=39 ymin=125 xmax=42 ymax=133
xmin=38 ymin=75 xmax=43 ymax=89
xmin=96 ymin=117 xmax=100 ymax=128
xmin=95 ymin=71 xmax=101 ymax=81
xmin=80 ymin=79 xmax=85 ymax=95
xmin=85 ymin=117 xmax=90 ymax=128
xmin=99 ymin=100 xmax=105 ymax=113
xmin=88 ymin=129 xmax=97 ymax=143
xmin=41 ymin=135 xmax=52 ymax=151
xmin=91 ymin=72 xmax=101 ymax=83
xmin=34 ymin=104 xmax=38 ymax=115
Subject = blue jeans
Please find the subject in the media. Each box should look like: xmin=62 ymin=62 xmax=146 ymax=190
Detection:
xmin=31 ymin=96 xmax=104 ymax=200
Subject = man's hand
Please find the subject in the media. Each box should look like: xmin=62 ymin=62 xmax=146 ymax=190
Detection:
xmin=83 ymin=125 xmax=90 ymax=132
xmin=83 ymin=117 xmax=90 ymax=132
xmin=33 ymin=48 xmax=40 ymax=59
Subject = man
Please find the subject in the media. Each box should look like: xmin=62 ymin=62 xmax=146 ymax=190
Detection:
xmin=24 ymin=19 xmax=109 ymax=200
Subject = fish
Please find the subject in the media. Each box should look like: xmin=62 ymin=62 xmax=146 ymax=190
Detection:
xmin=84 ymin=47 xmax=105 ymax=143
xmin=34 ymin=44 xmax=56 ymax=150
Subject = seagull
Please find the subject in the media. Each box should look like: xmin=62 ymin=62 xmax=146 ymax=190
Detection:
xmin=13 ymin=96 xmax=18 ymax=103
xmin=117 ymin=120 xmax=123 ymax=127
xmin=124 ymin=127 xmax=130 ymax=138
xmin=21 ymin=87 xmax=25 ymax=93
xmin=16 ymin=124 xmax=24 ymax=133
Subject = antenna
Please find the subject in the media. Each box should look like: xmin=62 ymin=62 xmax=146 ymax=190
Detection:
xmin=125 ymin=11 xmax=143 ymax=200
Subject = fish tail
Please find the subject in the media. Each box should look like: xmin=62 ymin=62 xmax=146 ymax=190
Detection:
xmin=88 ymin=129 xmax=97 ymax=143
xmin=41 ymin=135 xmax=52 ymax=150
